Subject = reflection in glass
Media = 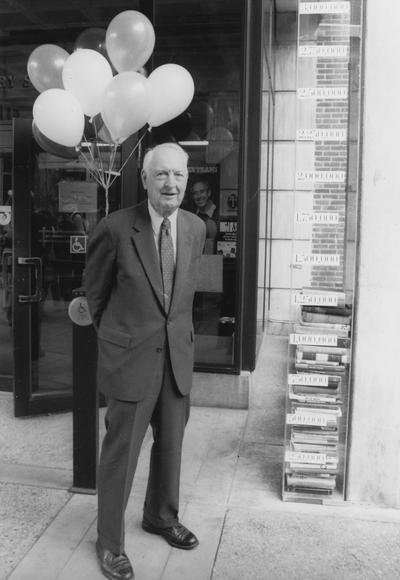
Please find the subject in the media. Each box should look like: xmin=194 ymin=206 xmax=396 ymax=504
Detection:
xmin=0 ymin=169 xmax=13 ymax=388
xmin=152 ymin=0 xmax=242 ymax=368
xmin=30 ymin=151 xmax=119 ymax=394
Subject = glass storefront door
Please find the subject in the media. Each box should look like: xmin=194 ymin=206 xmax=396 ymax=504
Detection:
xmin=0 ymin=1 xmax=263 ymax=417
xmin=0 ymin=153 xmax=12 ymax=391
xmin=151 ymin=0 xmax=244 ymax=371
xmin=12 ymin=118 xmax=120 ymax=416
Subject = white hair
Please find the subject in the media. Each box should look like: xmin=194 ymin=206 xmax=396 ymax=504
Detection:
xmin=142 ymin=142 xmax=189 ymax=174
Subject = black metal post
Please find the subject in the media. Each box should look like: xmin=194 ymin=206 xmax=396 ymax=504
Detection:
xmin=70 ymin=289 xmax=98 ymax=494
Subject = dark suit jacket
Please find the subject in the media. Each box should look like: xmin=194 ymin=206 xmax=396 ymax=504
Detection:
xmin=85 ymin=200 xmax=206 ymax=402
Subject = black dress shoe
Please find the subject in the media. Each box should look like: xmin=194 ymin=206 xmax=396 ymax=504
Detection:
xmin=96 ymin=541 xmax=134 ymax=580
xmin=142 ymin=520 xmax=199 ymax=550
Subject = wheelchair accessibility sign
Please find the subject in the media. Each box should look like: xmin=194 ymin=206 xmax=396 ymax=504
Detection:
xmin=70 ymin=235 xmax=87 ymax=254
xmin=0 ymin=205 xmax=11 ymax=226
xmin=68 ymin=296 xmax=92 ymax=326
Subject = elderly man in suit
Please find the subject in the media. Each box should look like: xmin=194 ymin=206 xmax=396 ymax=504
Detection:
xmin=85 ymin=142 xmax=206 ymax=580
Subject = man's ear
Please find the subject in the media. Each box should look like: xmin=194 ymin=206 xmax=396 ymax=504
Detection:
xmin=141 ymin=169 xmax=147 ymax=189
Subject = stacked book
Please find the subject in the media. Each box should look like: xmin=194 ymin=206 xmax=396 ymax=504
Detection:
xmin=285 ymin=404 xmax=341 ymax=494
xmin=284 ymin=288 xmax=352 ymax=497
xmin=288 ymin=373 xmax=342 ymax=406
xmin=291 ymin=288 xmax=352 ymax=376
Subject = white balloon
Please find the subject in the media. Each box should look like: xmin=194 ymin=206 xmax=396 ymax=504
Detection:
xmin=62 ymin=48 xmax=113 ymax=117
xmin=147 ymin=64 xmax=195 ymax=127
xmin=101 ymin=72 xmax=150 ymax=144
xmin=205 ymin=127 xmax=234 ymax=164
xmin=33 ymin=88 xmax=84 ymax=147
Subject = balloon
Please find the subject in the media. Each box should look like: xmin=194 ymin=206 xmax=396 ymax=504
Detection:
xmin=32 ymin=121 xmax=79 ymax=159
xmin=205 ymin=127 xmax=234 ymax=164
xmin=74 ymin=28 xmax=107 ymax=58
xmin=147 ymin=64 xmax=195 ymax=128
xmin=189 ymin=100 xmax=214 ymax=138
xmin=101 ymin=72 xmax=150 ymax=144
xmin=105 ymin=10 xmax=155 ymax=73
xmin=33 ymin=88 xmax=84 ymax=147
xmin=62 ymin=49 xmax=113 ymax=117
xmin=27 ymin=44 xmax=69 ymax=93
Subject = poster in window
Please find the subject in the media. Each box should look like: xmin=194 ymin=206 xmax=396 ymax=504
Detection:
xmin=58 ymin=180 xmax=98 ymax=213
xmin=185 ymin=164 xmax=220 ymax=254
xmin=219 ymin=190 xmax=238 ymax=219
xmin=217 ymin=220 xmax=237 ymax=258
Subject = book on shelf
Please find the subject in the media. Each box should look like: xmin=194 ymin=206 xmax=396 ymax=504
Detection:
xmin=286 ymin=473 xmax=336 ymax=493
xmin=291 ymin=427 xmax=339 ymax=446
xmin=296 ymin=344 xmax=350 ymax=355
xmin=292 ymin=325 xmax=351 ymax=348
xmin=296 ymin=287 xmax=351 ymax=309
xmin=290 ymin=441 xmax=338 ymax=453
xmin=290 ymin=403 xmax=342 ymax=418
xmin=290 ymin=435 xmax=339 ymax=456
xmin=285 ymin=445 xmax=339 ymax=493
xmin=295 ymin=360 xmax=346 ymax=374
xmin=294 ymin=347 xmax=348 ymax=372
xmin=289 ymin=387 xmax=342 ymax=405
xmin=285 ymin=449 xmax=338 ymax=469
xmin=286 ymin=463 xmax=338 ymax=475
xmin=286 ymin=410 xmax=339 ymax=430
xmin=296 ymin=319 xmax=350 ymax=337
xmin=289 ymin=373 xmax=342 ymax=389
xmin=301 ymin=304 xmax=352 ymax=317
xmin=290 ymin=381 xmax=341 ymax=394
xmin=295 ymin=348 xmax=349 ymax=365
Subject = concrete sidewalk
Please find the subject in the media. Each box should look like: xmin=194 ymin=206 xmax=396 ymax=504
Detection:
xmin=2 ymin=334 xmax=400 ymax=580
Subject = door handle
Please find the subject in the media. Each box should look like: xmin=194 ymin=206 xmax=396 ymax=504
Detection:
xmin=17 ymin=257 xmax=44 ymax=303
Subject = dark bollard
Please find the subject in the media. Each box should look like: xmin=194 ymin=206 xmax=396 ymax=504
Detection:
xmin=69 ymin=287 xmax=98 ymax=494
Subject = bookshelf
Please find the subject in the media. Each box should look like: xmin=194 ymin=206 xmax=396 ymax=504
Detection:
xmin=282 ymin=0 xmax=361 ymax=504
xmin=283 ymin=289 xmax=352 ymax=503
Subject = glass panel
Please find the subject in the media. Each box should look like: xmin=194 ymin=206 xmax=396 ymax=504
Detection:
xmin=152 ymin=0 xmax=242 ymax=369
xmin=258 ymin=0 xmax=275 ymax=342
xmin=0 ymin=157 xmax=12 ymax=388
xmin=282 ymin=0 xmax=364 ymax=503
xmin=29 ymin=148 xmax=120 ymax=394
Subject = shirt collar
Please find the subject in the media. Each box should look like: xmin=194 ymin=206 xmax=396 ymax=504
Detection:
xmin=147 ymin=200 xmax=178 ymax=235
xmin=196 ymin=201 xmax=216 ymax=218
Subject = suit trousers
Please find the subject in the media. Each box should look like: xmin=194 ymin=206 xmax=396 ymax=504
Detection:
xmin=97 ymin=346 xmax=190 ymax=554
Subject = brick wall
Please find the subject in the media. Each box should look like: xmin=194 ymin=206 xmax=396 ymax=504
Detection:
xmin=311 ymin=12 xmax=350 ymax=288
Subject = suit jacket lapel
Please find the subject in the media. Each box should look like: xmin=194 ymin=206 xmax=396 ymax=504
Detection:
xmin=130 ymin=202 xmax=165 ymax=311
xmin=170 ymin=210 xmax=194 ymax=314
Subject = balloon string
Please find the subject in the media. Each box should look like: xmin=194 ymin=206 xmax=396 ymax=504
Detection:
xmin=80 ymin=136 xmax=103 ymax=185
xmin=79 ymin=147 xmax=107 ymax=190
xmin=91 ymin=123 xmax=106 ymax=181
xmin=107 ymin=143 xmax=118 ymax=189
xmin=107 ymin=144 xmax=120 ymax=190
xmin=108 ymin=127 xmax=149 ymax=189
xmin=82 ymin=133 xmax=97 ymax=166
xmin=103 ymin=144 xmax=118 ymax=215
xmin=104 ymin=185 xmax=109 ymax=216
xmin=79 ymin=125 xmax=150 ymax=214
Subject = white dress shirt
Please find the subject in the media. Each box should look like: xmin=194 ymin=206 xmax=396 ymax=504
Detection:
xmin=147 ymin=200 xmax=178 ymax=262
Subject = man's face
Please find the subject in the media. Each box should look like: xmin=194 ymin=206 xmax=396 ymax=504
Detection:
xmin=191 ymin=182 xmax=210 ymax=210
xmin=142 ymin=147 xmax=188 ymax=217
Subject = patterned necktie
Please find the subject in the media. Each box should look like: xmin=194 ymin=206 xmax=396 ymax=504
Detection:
xmin=159 ymin=217 xmax=175 ymax=312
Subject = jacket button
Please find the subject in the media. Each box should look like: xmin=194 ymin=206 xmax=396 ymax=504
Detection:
xmin=156 ymin=347 xmax=162 ymax=353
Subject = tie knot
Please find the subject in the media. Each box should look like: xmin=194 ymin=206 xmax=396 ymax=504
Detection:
xmin=162 ymin=217 xmax=171 ymax=233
